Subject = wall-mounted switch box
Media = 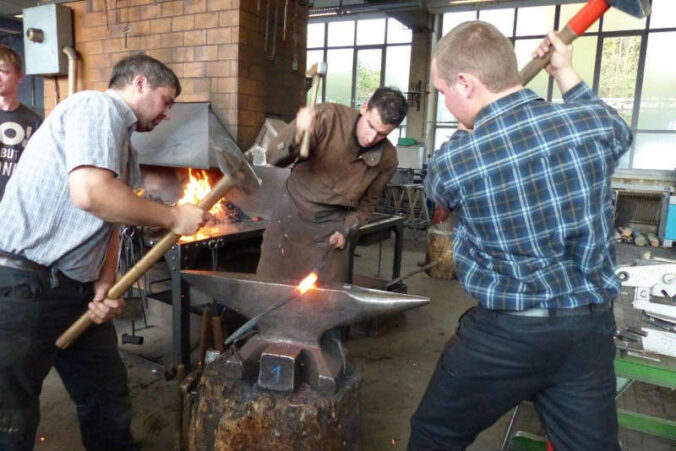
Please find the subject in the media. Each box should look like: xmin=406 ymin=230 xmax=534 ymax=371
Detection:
xmin=22 ymin=4 xmax=73 ymax=76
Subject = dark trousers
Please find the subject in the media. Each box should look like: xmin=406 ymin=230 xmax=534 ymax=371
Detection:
xmin=0 ymin=266 xmax=138 ymax=451
xmin=409 ymin=305 xmax=619 ymax=451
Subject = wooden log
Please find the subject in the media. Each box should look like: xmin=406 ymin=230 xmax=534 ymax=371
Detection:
xmin=647 ymin=232 xmax=660 ymax=248
xmin=425 ymin=223 xmax=455 ymax=280
xmin=633 ymin=230 xmax=647 ymax=247
xmin=189 ymin=357 xmax=361 ymax=450
xmin=620 ymin=226 xmax=634 ymax=243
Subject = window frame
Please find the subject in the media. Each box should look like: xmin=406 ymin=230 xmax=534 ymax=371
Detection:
xmin=435 ymin=2 xmax=676 ymax=173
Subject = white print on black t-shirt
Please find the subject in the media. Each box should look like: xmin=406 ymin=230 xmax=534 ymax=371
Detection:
xmin=0 ymin=121 xmax=32 ymax=147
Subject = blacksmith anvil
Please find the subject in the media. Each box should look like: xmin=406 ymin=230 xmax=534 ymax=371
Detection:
xmin=181 ymin=271 xmax=430 ymax=394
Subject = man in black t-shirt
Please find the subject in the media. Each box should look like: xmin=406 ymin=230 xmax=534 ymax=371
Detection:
xmin=0 ymin=45 xmax=42 ymax=198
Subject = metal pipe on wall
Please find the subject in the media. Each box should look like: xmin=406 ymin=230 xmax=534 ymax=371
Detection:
xmin=423 ymin=13 xmax=441 ymax=158
xmin=62 ymin=45 xmax=77 ymax=97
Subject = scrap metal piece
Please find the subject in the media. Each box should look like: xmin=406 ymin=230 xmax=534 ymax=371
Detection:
xmin=181 ymin=270 xmax=429 ymax=393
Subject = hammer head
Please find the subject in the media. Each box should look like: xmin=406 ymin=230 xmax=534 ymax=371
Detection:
xmin=306 ymin=61 xmax=328 ymax=78
xmin=609 ymin=0 xmax=651 ymax=18
xmin=213 ymin=145 xmax=261 ymax=195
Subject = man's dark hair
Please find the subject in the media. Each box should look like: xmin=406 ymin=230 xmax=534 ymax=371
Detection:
xmin=367 ymin=87 xmax=408 ymax=126
xmin=109 ymin=53 xmax=181 ymax=96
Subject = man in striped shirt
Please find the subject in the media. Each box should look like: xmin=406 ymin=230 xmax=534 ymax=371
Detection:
xmin=0 ymin=54 xmax=210 ymax=450
xmin=409 ymin=22 xmax=631 ymax=450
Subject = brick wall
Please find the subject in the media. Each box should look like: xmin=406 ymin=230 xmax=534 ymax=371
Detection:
xmin=45 ymin=0 xmax=306 ymax=149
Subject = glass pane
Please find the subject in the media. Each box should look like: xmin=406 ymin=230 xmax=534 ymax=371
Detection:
xmin=355 ymin=49 xmax=382 ymax=107
xmin=357 ymin=18 xmax=386 ymax=46
xmin=478 ymin=9 xmax=514 ymax=37
xmin=650 ymin=0 xmax=676 ymax=29
xmin=306 ymin=50 xmax=324 ymax=104
xmin=602 ymin=7 xmax=646 ymax=32
xmin=514 ymin=38 xmax=549 ymax=99
xmin=442 ymin=11 xmax=477 ymax=36
xmin=436 ymin=92 xmax=456 ymax=123
xmin=638 ymin=32 xmax=676 ymax=130
xmin=387 ymin=126 xmax=404 ymax=146
xmin=560 ymin=3 xmax=598 ymax=32
xmin=307 ymin=22 xmax=325 ymax=48
xmin=552 ymin=36 xmax=598 ymax=102
xmin=598 ymin=36 xmax=641 ymax=125
xmin=387 ymin=18 xmax=412 ymax=44
xmin=434 ymin=127 xmax=457 ymax=152
xmin=327 ymin=20 xmax=354 ymax=47
xmin=516 ymin=6 xmax=556 ymax=37
xmin=325 ymin=49 xmax=353 ymax=106
xmin=617 ymin=149 xmax=630 ymax=168
xmin=632 ymin=133 xmax=676 ymax=170
xmin=384 ymin=45 xmax=411 ymax=94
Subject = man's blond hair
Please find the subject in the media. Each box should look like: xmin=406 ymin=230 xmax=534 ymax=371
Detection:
xmin=0 ymin=45 xmax=22 ymax=74
xmin=433 ymin=21 xmax=519 ymax=92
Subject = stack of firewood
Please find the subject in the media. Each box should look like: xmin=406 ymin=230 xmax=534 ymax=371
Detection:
xmin=615 ymin=226 xmax=660 ymax=247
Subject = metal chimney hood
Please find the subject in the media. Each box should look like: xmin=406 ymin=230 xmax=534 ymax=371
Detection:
xmin=131 ymin=102 xmax=241 ymax=169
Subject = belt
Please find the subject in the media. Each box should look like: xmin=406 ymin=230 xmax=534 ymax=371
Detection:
xmin=0 ymin=251 xmax=51 ymax=277
xmin=503 ymin=302 xmax=612 ymax=317
xmin=0 ymin=251 xmax=78 ymax=287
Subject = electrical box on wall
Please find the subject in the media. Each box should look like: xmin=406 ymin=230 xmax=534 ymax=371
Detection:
xmin=22 ymin=3 xmax=73 ymax=76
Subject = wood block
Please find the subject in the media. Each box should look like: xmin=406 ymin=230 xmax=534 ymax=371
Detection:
xmin=189 ymin=358 xmax=361 ymax=450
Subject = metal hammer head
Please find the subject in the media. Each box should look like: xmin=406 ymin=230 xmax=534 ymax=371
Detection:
xmin=306 ymin=61 xmax=327 ymax=78
xmin=212 ymin=146 xmax=261 ymax=195
xmin=609 ymin=0 xmax=651 ymax=18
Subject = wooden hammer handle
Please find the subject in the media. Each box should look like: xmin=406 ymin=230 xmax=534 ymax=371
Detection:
xmin=519 ymin=26 xmax=578 ymax=86
xmin=299 ymin=74 xmax=321 ymax=159
xmin=55 ymin=174 xmax=237 ymax=350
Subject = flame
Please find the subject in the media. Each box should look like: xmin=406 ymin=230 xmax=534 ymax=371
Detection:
xmin=297 ymin=271 xmax=318 ymax=294
xmin=177 ymin=169 xmax=223 ymax=215
xmin=177 ymin=169 xmax=224 ymax=243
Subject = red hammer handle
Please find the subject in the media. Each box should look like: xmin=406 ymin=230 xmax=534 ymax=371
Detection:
xmin=519 ymin=0 xmax=610 ymax=85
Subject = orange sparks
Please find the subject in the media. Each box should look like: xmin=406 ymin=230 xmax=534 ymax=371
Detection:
xmin=297 ymin=272 xmax=318 ymax=294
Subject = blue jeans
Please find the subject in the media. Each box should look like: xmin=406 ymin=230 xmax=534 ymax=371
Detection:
xmin=0 ymin=266 xmax=138 ymax=450
xmin=409 ymin=305 xmax=619 ymax=451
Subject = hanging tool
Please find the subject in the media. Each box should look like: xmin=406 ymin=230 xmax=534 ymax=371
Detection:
xmin=519 ymin=0 xmax=651 ymax=85
xmin=299 ymin=61 xmax=328 ymax=159
xmin=121 ymin=320 xmax=144 ymax=345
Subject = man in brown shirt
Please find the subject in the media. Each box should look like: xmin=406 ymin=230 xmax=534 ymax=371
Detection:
xmin=257 ymin=87 xmax=407 ymax=283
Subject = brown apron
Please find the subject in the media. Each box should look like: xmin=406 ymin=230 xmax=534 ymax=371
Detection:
xmin=256 ymin=187 xmax=349 ymax=284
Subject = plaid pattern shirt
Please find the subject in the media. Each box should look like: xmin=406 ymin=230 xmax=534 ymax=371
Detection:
xmin=425 ymin=82 xmax=632 ymax=311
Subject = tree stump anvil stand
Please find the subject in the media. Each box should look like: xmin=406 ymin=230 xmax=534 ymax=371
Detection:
xmin=189 ymin=354 xmax=362 ymax=450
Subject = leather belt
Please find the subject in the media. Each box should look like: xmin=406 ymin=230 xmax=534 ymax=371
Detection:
xmin=503 ymin=302 xmax=612 ymax=317
xmin=0 ymin=251 xmax=51 ymax=277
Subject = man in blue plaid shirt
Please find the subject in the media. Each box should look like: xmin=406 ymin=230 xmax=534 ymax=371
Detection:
xmin=409 ymin=22 xmax=631 ymax=451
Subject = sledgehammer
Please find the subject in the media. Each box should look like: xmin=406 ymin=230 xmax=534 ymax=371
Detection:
xmin=299 ymin=61 xmax=327 ymax=159
xmin=519 ymin=0 xmax=651 ymax=85
xmin=55 ymin=147 xmax=261 ymax=350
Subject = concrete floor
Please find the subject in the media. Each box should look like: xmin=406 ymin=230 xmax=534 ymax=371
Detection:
xmin=34 ymin=234 xmax=676 ymax=450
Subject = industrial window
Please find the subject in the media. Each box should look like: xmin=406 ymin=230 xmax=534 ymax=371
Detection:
xmin=435 ymin=0 xmax=676 ymax=173
xmin=306 ymin=16 xmax=412 ymax=144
